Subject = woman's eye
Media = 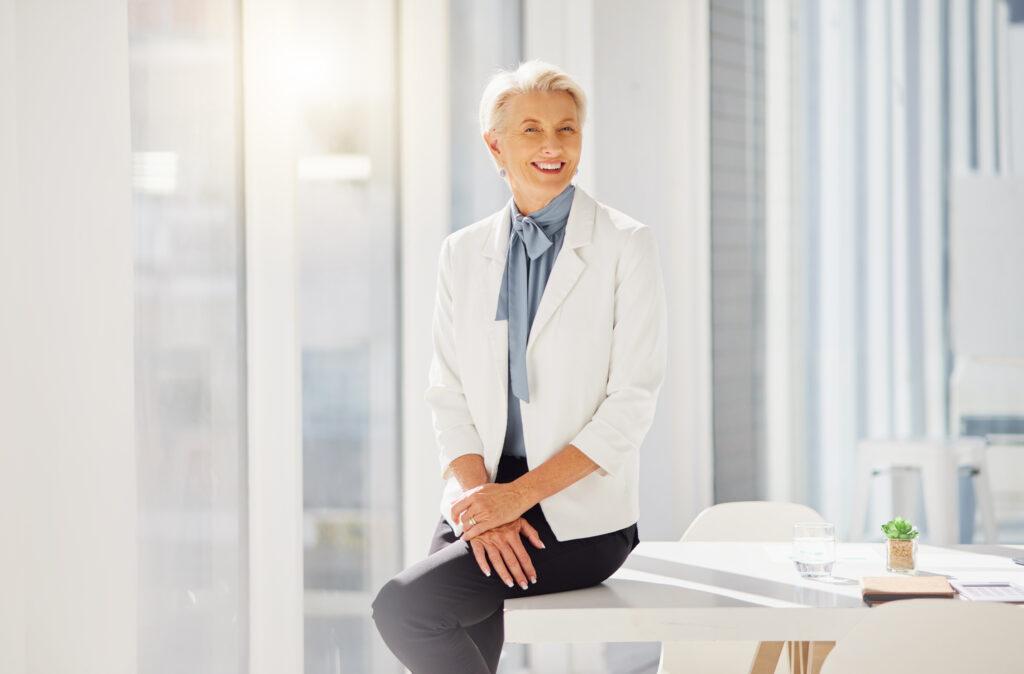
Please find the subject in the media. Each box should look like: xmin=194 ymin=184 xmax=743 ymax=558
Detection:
xmin=560 ymin=126 xmax=574 ymax=132
xmin=524 ymin=127 xmax=537 ymax=133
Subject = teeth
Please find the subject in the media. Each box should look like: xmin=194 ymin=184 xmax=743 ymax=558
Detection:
xmin=535 ymin=162 xmax=562 ymax=170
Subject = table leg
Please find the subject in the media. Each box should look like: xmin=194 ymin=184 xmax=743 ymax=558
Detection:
xmin=974 ymin=459 xmax=999 ymax=544
xmin=783 ymin=641 xmax=835 ymax=674
xmin=787 ymin=641 xmax=806 ymax=673
xmin=921 ymin=454 xmax=958 ymax=544
xmin=849 ymin=449 xmax=872 ymax=541
xmin=748 ymin=641 xmax=784 ymax=674
xmin=807 ymin=641 xmax=835 ymax=674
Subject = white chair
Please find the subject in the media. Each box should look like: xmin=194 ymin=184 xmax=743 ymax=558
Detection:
xmin=680 ymin=501 xmax=826 ymax=542
xmin=848 ymin=438 xmax=997 ymax=545
xmin=658 ymin=501 xmax=827 ymax=674
xmin=819 ymin=599 xmax=1024 ymax=674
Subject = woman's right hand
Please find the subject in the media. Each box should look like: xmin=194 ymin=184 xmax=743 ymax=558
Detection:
xmin=467 ymin=517 xmax=545 ymax=590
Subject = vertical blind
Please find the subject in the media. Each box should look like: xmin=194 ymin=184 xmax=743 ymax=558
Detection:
xmin=710 ymin=0 xmax=767 ymax=503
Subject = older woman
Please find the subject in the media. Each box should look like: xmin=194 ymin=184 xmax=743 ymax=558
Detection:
xmin=372 ymin=60 xmax=667 ymax=674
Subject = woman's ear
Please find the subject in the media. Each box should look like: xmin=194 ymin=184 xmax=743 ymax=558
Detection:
xmin=484 ymin=131 xmax=502 ymax=163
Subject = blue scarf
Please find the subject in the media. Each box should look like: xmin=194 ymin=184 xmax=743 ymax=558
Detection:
xmin=495 ymin=185 xmax=575 ymax=402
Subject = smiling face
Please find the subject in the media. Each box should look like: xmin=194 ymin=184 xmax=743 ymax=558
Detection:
xmin=485 ymin=90 xmax=582 ymax=215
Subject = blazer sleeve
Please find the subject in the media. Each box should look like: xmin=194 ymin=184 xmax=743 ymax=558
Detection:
xmin=424 ymin=236 xmax=486 ymax=475
xmin=569 ymin=225 xmax=668 ymax=476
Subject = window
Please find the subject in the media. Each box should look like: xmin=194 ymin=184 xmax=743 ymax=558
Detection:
xmin=128 ymin=1 xmax=248 ymax=671
xmin=449 ymin=0 xmax=523 ymax=230
xmin=709 ymin=0 xmax=767 ymax=502
xmin=294 ymin=1 xmax=402 ymax=672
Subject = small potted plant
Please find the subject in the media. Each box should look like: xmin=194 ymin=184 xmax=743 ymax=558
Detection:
xmin=881 ymin=516 xmax=919 ymax=574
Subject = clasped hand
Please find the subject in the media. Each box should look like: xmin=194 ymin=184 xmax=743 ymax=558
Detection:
xmin=467 ymin=518 xmax=545 ymax=589
xmin=452 ymin=482 xmax=541 ymax=587
xmin=451 ymin=481 xmax=530 ymax=540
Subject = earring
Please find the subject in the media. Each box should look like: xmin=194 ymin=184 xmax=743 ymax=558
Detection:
xmin=575 ymin=167 xmax=580 ymax=175
xmin=499 ymin=168 xmax=507 ymax=178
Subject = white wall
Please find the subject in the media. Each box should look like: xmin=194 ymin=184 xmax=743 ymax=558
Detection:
xmin=949 ymin=176 xmax=1024 ymax=358
xmin=242 ymin=0 xmax=304 ymax=670
xmin=401 ymin=0 xmax=453 ymax=565
xmin=0 ymin=1 xmax=136 ymax=672
xmin=765 ymin=0 xmax=802 ymax=503
xmin=0 ymin=0 xmax=24 ymax=669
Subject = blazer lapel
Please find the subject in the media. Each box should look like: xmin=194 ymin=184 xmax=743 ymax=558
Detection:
xmin=526 ymin=187 xmax=595 ymax=354
xmin=482 ymin=202 xmax=512 ymax=411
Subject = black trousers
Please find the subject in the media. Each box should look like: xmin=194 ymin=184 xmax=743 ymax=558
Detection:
xmin=372 ymin=455 xmax=639 ymax=674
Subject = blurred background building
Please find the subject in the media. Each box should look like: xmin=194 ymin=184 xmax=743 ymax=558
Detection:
xmin=3 ymin=0 xmax=1023 ymax=673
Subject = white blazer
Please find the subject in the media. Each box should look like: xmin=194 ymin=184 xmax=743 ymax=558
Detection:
xmin=426 ymin=187 xmax=667 ymax=541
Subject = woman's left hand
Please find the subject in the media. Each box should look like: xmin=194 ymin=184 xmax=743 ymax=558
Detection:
xmin=452 ymin=482 xmax=531 ymax=540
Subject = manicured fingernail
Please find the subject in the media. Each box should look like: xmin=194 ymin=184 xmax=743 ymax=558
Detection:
xmin=505 ymin=579 xmax=514 ymax=588
xmin=484 ymin=569 xmax=491 ymax=577
xmin=539 ymin=542 xmax=546 ymax=549
xmin=519 ymin=581 xmax=528 ymax=590
xmin=530 ymin=576 xmax=537 ymax=584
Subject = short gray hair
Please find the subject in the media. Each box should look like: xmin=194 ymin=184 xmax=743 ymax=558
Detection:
xmin=478 ymin=60 xmax=588 ymax=138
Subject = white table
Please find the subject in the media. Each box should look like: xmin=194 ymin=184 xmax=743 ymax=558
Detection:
xmin=505 ymin=541 xmax=1024 ymax=672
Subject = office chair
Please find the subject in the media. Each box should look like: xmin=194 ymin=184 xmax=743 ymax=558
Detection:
xmin=820 ymin=598 xmax=1024 ymax=674
xmin=658 ymin=501 xmax=827 ymax=674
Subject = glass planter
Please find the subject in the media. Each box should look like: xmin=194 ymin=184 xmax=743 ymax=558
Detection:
xmin=886 ymin=538 xmax=917 ymax=574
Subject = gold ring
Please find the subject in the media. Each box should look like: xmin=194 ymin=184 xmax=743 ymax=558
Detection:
xmin=469 ymin=516 xmax=477 ymax=527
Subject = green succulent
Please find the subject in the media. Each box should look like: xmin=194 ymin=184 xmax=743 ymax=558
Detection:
xmin=881 ymin=517 xmax=919 ymax=540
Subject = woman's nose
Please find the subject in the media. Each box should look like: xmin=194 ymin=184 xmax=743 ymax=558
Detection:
xmin=540 ymin=131 xmax=562 ymax=154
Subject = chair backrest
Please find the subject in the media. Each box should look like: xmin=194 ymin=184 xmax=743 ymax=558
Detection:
xmin=681 ymin=501 xmax=825 ymax=541
xmin=820 ymin=598 xmax=1024 ymax=674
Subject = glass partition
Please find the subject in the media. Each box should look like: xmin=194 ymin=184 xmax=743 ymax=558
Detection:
xmin=293 ymin=1 xmax=402 ymax=672
xmin=128 ymin=1 xmax=248 ymax=672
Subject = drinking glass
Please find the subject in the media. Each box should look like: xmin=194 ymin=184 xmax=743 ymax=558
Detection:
xmin=792 ymin=522 xmax=836 ymax=579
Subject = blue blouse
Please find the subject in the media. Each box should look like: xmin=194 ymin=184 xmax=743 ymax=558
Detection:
xmin=501 ymin=184 xmax=575 ymax=458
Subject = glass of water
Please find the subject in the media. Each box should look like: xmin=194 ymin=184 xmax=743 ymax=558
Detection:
xmin=792 ymin=522 xmax=836 ymax=579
